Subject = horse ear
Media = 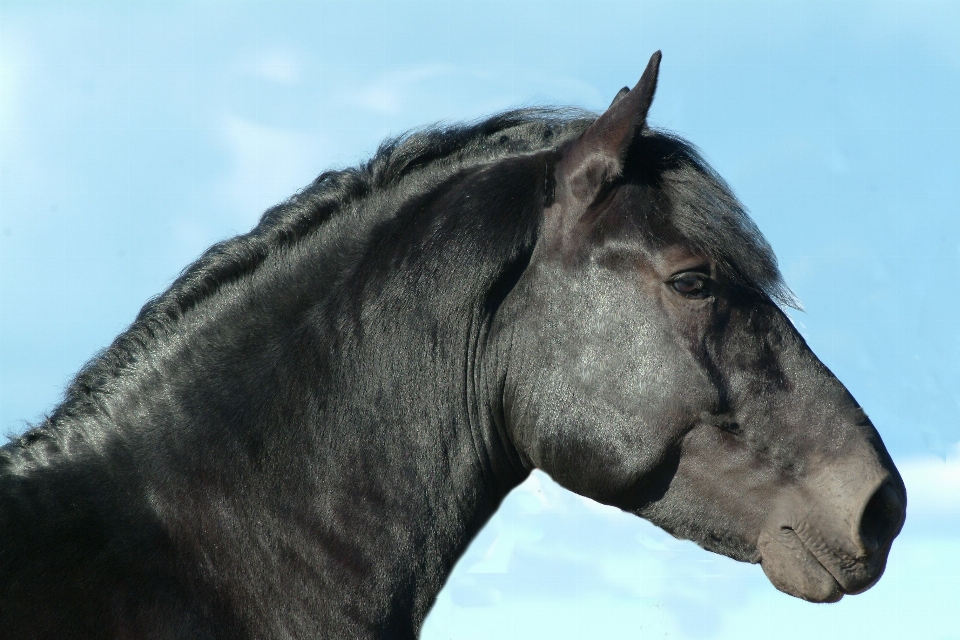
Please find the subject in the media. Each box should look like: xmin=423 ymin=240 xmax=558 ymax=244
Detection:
xmin=555 ymin=51 xmax=661 ymax=208
xmin=609 ymin=86 xmax=631 ymax=107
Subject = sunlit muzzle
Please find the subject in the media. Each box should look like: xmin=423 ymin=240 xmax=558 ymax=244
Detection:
xmin=758 ymin=464 xmax=906 ymax=602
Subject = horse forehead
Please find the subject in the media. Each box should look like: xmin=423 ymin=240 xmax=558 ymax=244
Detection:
xmin=645 ymin=244 xmax=707 ymax=275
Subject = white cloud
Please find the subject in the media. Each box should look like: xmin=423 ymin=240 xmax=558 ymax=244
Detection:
xmin=898 ymin=442 xmax=960 ymax=515
xmin=424 ymin=470 xmax=759 ymax=639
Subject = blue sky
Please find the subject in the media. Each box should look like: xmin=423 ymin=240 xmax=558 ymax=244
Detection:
xmin=0 ymin=1 xmax=957 ymax=638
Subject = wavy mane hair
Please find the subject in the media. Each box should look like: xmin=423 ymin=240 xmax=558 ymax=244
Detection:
xmin=5 ymin=107 xmax=792 ymax=467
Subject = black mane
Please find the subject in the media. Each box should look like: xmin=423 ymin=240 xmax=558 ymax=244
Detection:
xmin=35 ymin=109 xmax=595 ymax=435
xmin=7 ymin=107 xmax=791 ymax=453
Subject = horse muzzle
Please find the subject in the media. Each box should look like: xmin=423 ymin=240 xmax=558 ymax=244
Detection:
xmin=757 ymin=468 xmax=906 ymax=602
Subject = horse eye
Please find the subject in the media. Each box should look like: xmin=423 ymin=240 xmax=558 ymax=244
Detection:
xmin=670 ymin=273 xmax=711 ymax=298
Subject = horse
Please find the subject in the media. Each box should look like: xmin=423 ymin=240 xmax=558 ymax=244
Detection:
xmin=0 ymin=52 xmax=905 ymax=639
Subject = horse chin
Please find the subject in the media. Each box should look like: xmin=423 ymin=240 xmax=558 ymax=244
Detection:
xmin=757 ymin=527 xmax=845 ymax=603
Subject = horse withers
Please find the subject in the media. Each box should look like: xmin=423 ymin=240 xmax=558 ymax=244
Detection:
xmin=0 ymin=52 xmax=905 ymax=638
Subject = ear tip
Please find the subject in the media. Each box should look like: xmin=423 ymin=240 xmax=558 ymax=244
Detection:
xmin=634 ymin=51 xmax=662 ymax=89
xmin=632 ymin=50 xmax=663 ymax=97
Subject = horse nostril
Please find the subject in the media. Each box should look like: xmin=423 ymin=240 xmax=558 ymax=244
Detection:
xmin=859 ymin=483 xmax=905 ymax=554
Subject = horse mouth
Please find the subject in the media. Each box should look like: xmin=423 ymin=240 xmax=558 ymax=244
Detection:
xmin=757 ymin=526 xmax=845 ymax=603
xmin=757 ymin=480 xmax=902 ymax=602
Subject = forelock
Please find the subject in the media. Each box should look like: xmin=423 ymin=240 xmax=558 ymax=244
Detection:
xmin=639 ymin=131 xmax=798 ymax=308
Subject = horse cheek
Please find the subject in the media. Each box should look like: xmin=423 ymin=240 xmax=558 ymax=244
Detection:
xmin=508 ymin=326 xmax=703 ymax=503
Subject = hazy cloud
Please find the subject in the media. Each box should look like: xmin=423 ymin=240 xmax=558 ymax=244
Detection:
xmin=342 ymin=64 xmax=454 ymax=115
xmin=249 ymin=51 xmax=301 ymax=85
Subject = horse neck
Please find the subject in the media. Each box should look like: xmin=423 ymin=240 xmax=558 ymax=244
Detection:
xmin=1 ymin=159 xmax=540 ymax=635
xmin=297 ymin=166 xmax=540 ymax=626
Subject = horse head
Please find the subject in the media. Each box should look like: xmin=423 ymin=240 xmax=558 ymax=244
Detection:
xmin=497 ymin=52 xmax=905 ymax=602
xmin=0 ymin=52 xmax=908 ymax=637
